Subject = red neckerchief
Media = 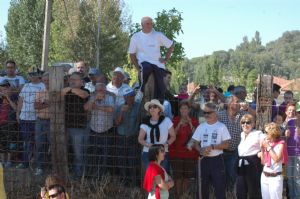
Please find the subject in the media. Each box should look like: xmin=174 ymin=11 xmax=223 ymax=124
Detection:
xmin=264 ymin=139 xmax=288 ymax=167
xmin=143 ymin=162 xmax=165 ymax=199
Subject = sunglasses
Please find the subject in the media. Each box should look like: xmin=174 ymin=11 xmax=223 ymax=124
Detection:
xmin=149 ymin=105 xmax=159 ymax=109
xmin=241 ymin=121 xmax=252 ymax=125
xmin=203 ymin=111 xmax=214 ymax=115
xmin=49 ymin=192 xmax=61 ymax=198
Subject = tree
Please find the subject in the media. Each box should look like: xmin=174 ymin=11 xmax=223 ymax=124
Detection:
xmin=0 ymin=32 xmax=8 ymax=68
xmin=5 ymin=0 xmax=45 ymax=72
xmin=154 ymin=8 xmax=185 ymax=67
xmin=50 ymin=0 xmax=130 ymax=74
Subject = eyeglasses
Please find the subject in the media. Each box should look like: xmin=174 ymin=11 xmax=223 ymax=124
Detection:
xmin=241 ymin=121 xmax=252 ymax=125
xmin=203 ymin=111 xmax=214 ymax=115
xmin=149 ymin=105 xmax=158 ymax=109
xmin=49 ymin=192 xmax=61 ymax=198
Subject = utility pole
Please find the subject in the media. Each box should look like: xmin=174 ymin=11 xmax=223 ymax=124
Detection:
xmin=96 ymin=0 xmax=101 ymax=71
xmin=41 ymin=0 xmax=52 ymax=71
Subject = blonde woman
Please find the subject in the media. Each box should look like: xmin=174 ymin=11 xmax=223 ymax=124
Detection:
xmin=259 ymin=123 xmax=288 ymax=199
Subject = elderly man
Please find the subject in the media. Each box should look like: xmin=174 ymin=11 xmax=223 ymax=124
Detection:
xmin=84 ymin=68 xmax=100 ymax=93
xmin=84 ymin=83 xmax=115 ymax=176
xmin=106 ymin=67 xmax=130 ymax=106
xmin=128 ymin=16 xmax=174 ymax=101
xmin=218 ymin=95 xmax=247 ymax=192
xmin=189 ymin=102 xmax=231 ymax=199
xmin=115 ymin=87 xmax=140 ymax=180
xmin=62 ymin=72 xmax=89 ymax=177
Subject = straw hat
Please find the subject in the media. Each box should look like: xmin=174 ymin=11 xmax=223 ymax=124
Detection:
xmin=144 ymin=99 xmax=164 ymax=112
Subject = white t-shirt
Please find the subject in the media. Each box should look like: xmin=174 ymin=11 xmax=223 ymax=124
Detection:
xmin=19 ymin=82 xmax=45 ymax=120
xmin=140 ymin=117 xmax=173 ymax=152
xmin=128 ymin=29 xmax=173 ymax=69
xmin=238 ymin=130 xmax=266 ymax=157
xmin=263 ymin=144 xmax=283 ymax=173
xmin=192 ymin=121 xmax=231 ymax=157
xmin=0 ymin=75 xmax=26 ymax=88
xmin=106 ymin=82 xmax=130 ymax=106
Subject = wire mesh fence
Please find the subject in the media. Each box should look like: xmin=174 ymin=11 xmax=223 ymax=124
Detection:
xmin=0 ymin=82 xmax=299 ymax=198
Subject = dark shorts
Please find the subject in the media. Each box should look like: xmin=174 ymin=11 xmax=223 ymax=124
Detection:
xmin=171 ymin=158 xmax=196 ymax=179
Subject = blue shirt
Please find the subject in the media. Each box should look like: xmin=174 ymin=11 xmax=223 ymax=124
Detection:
xmin=115 ymin=101 xmax=140 ymax=136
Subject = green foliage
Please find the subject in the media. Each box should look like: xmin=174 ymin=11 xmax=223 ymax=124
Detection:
xmin=154 ymin=8 xmax=185 ymax=67
xmin=5 ymin=0 xmax=45 ymax=72
xmin=5 ymin=0 xmax=129 ymax=74
xmin=50 ymin=0 xmax=130 ymax=75
xmin=0 ymin=32 xmax=8 ymax=68
xmin=189 ymin=30 xmax=300 ymax=93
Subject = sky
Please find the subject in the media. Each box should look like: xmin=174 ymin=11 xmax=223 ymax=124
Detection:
xmin=1 ymin=0 xmax=300 ymax=58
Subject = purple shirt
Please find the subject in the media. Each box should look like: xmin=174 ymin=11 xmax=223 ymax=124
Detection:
xmin=287 ymin=119 xmax=300 ymax=156
xmin=279 ymin=102 xmax=287 ymax=114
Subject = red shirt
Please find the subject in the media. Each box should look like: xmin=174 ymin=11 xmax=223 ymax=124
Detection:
xmin=169 ymin=116 xmax=199 ymax=160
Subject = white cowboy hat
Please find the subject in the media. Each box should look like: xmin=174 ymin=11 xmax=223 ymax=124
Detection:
xmin=111 ymin=67 xmax=125 ymax=78
xmin=144 ymin=99 xmax=164 ymax=112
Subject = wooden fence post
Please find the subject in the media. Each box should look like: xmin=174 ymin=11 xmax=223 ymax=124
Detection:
xmin=49 ymin=66 xmax=69 ymax=179
xmin=256 ymin=74 xmax=273 ymax=130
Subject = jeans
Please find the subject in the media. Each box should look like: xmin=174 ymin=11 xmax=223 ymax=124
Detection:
xmin=223 ymin=150 xmax=238 ymax=191
xmin=34 ymin=118 xmax=50 ymax=169
xmin=142 ymin=151 xmax=170 ymax=174
xmin=201 ymin=155 xmax=226 ymax=199
xmin=67 ymin=127 xmax=89 ymax=176
xmin=287 ymin=156 xmax=300 ymax=199
xmin=20 ymin=120 xmax=35 ymax=166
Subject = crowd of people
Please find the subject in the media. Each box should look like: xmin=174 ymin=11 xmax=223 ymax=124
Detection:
xmin=0 ymin=15 xmax=299 ymax=199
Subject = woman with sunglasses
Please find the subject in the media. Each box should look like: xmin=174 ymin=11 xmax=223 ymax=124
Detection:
xmin=138 ymin=99 xmax=176 ymax=173
xmin=236 ymin=114 xmax=265 ymax=199
xmin=260 ymin=122 xmax=288 ymax=199
xmin=144 ymin=144 xmax=174 ymax=199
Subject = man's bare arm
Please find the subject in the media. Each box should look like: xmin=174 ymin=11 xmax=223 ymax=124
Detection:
xmin=129 ymin=53 xmax=140 ymax=71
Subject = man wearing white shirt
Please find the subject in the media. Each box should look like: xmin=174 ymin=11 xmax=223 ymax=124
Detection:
xmin=128 ymin=16 xmax=174 ymax=101
xmin=106 ymin=67 xmax=130 ymax=106
xmin=16 ymin=69 xmax=45 ymax=169
xmin=190 ymin=102 xmax=231 ymax=199
xmin=0 ymin=60 xmax=26 ymax=94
